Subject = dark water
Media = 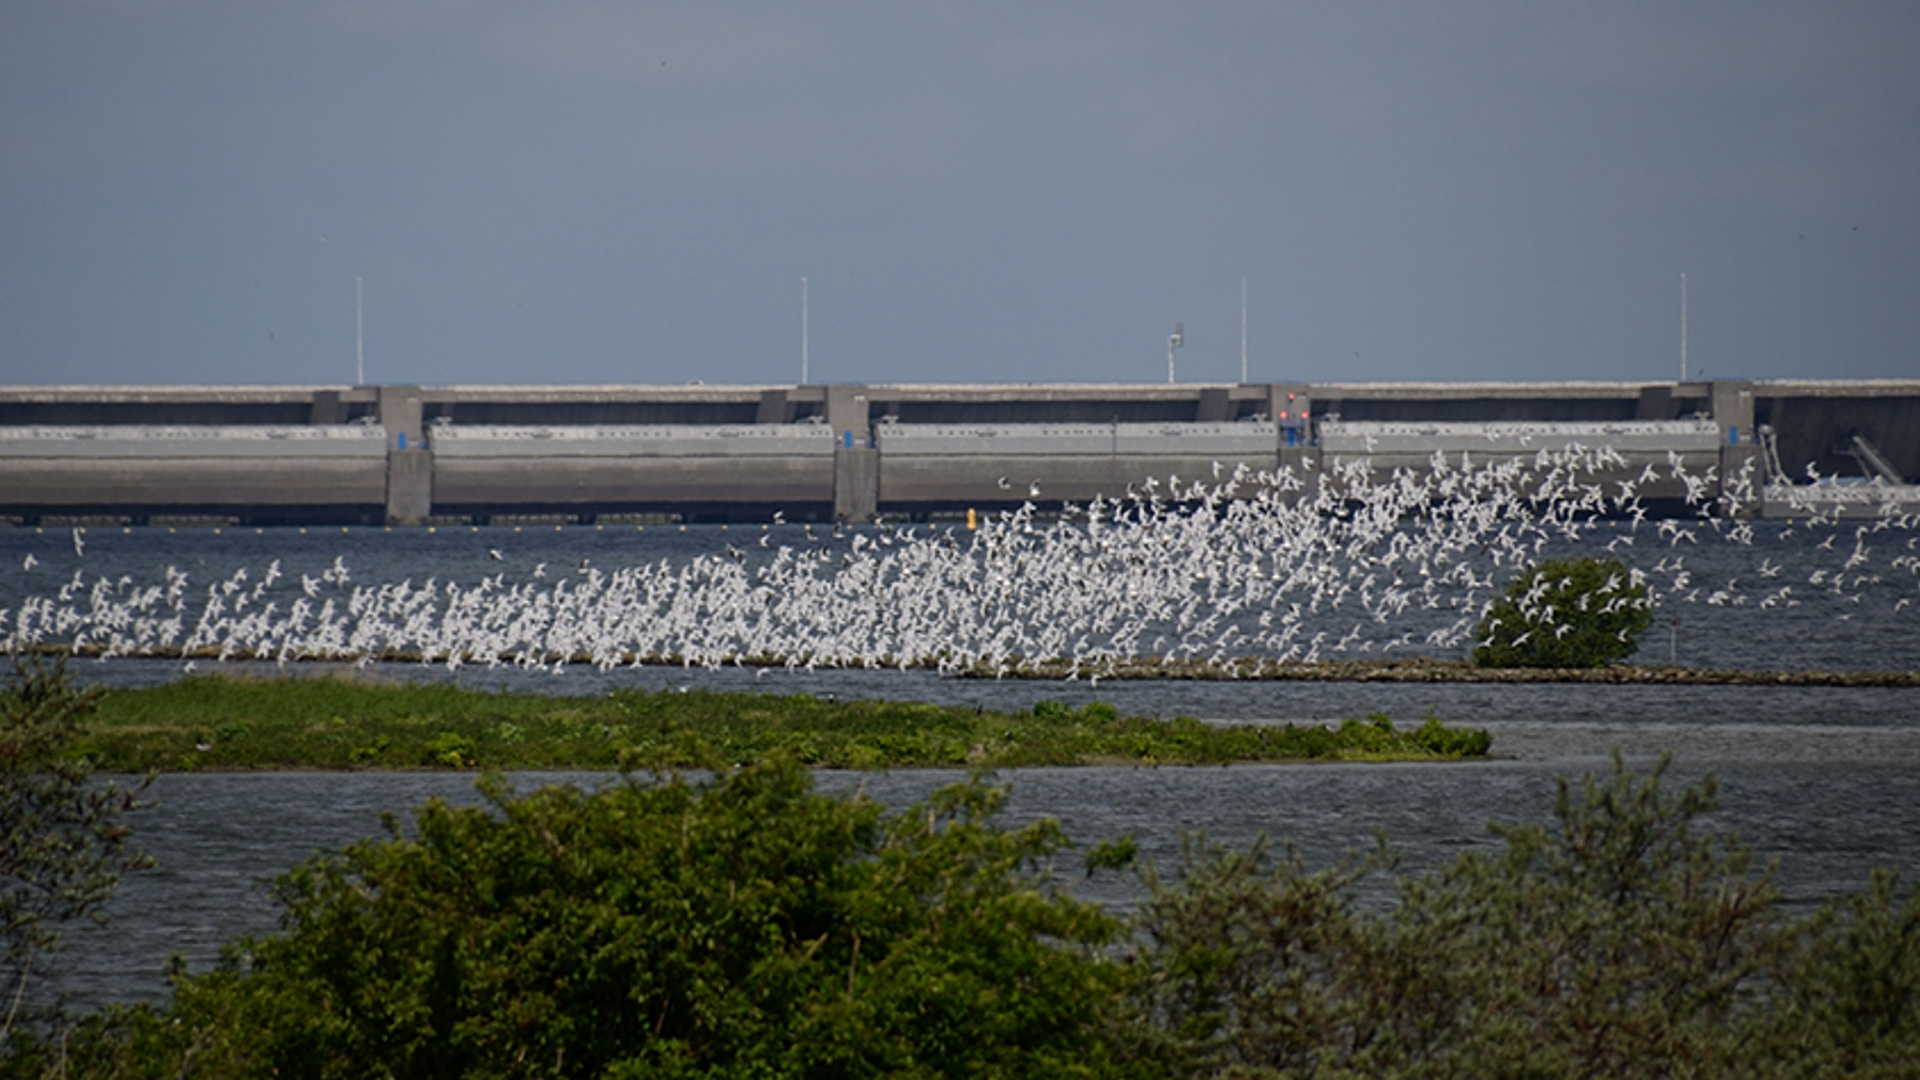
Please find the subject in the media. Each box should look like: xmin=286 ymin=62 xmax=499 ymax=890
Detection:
xmin=2 ymin=521 xmax=1914 ymax=1010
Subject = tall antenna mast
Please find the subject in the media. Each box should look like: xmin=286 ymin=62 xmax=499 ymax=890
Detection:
xmin=1240 ymin=277 xmax=1248 ymax=383
xmin=355 ymin=276 xmax=364 ymax=386
xmin=801 ymin=276 xmax=809 ymax=385
xmin=1679 ymin=272 xmax=1687 ymax=382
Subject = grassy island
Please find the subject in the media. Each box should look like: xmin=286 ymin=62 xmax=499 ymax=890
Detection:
xmin=74 ymin=674 xmax=1491 ymax=772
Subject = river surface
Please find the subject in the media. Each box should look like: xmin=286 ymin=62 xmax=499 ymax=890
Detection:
xmin=1 ymin=520 xmax=1914 ymax=1010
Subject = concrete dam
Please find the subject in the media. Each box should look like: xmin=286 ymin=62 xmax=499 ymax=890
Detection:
xmin=1 ymin=380 xmax=1915 ymax=525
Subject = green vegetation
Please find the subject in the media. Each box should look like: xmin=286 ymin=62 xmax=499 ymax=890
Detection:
xmin=1473 ymin=554 xmax=1652 ymax=668
xmin=7 ymin=754 xmax=1917 ymax=1078
xmin=0 ymin=658 xmax=150 ymax=1048
xmin=13 ymin=663 xmax=1917 ymax=1077
xmin=1120 ymin=756 xmax=1898 ymax=1078
xmin=75 ymin=675 xmax=1489 ymax=771
xmin=65 ymin=766 xmax=1124 ymax=1078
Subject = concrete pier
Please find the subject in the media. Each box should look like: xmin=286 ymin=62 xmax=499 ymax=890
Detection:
xmin=1 ymin=380 xmax=1913 ymax=524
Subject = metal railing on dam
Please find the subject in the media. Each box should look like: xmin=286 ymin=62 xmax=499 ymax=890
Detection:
xmin=1 ymin=380 xmax=1914 ymax=524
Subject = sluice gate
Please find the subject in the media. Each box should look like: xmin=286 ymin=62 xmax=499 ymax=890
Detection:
xmin=1 ymin=380 xmax=1914 ymax=525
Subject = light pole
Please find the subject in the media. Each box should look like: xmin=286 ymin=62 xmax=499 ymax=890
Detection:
xmin=1240 ymin=278 xmax=1248 ymax=384
xmin=1167 ymin=322 xmax=1183 ymax=384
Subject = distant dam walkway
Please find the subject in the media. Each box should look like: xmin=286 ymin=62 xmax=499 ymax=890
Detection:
xmin=2 ymin=380 xmax=1915 ymax=525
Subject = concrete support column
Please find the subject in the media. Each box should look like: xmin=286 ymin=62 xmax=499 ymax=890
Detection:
xmin=834 ymin=447 xmax=879 ymax=523
xmin=1710 ymin=380 xmax=1755 ymax=443
xmin=1196 ymin=387 xmax=1232 ymax=422
xmin=1635 ymin=384 xmax=1676 ymax=420
xmin=1711 ymin=380 xmax=1760 ymax=516
xmin=378 ymin=385 xmax=431 ymax=525
xmin=754 ymin=389 xmax=793 ymax=424
xmin=385 ymin=450 xmax=433 ymax=526
xmin=1269 ymin=382 xmax=1316 ymax=477
xmin=377 ymin=386 xmax=423 ymax=450
xmin=827 ymin=385 xmax=875 ymax=522
xmin=310 ymin=390 xmax=345 ymax=425
xmin=825 ymin=385 xmax=871 ymax=445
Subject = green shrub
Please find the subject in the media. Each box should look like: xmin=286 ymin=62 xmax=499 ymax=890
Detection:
xmin=1121 ymin=753 xmax=1919 ymax=1079
xmin=1473 ymin=555 xmax=1651 ymax=668
xmin=115 ymin=762 xmax=1124 ymax=1079
xmin=1413 ymin=715 xmax=1492 ymax=757
xmin=1772 ymin=866 xmax=1920 ymax=1074
xmin=0 ymin=656 xmax=150 ymax=1047
xmin=420 ymin=731 xmax=476 ymax=769
xmin=17 ymin=756 xmax=1920 ymax=1079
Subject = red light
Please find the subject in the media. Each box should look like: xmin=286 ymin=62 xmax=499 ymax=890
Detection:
xmin=1287 ymin=392 xmax=1296 ymax=400
xmin=1279 ymin=410 xmax=1289 ymax=419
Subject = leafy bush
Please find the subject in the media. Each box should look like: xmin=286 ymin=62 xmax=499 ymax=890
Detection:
xmin=1411 ymin=714 xmax=1492 ymax=757
xmin=87 ymin=762 xmax=1125 ymax=1079
xmin=1121 ymin=753 xmax=1920 ymax=1078
xmin=0 ymin=656 xmax=150 ymax=1047
xmin=1473 ymin=555 xmax=1651 ymax=668
xmin=1032 ymin=699 xmax=1072 ymax=720
xmin=14 ymin=754 xmax=1918 ymax=1078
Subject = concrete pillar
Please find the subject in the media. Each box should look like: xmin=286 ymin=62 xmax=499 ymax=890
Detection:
xmin=1710 ymin=380 xmax=1760 ymax=516
xmin=385 ymin=450 xmax=433 ymax=526
xmin=827 ymin=385 xmax=874 ymax=521
xmin=1269 ymin=383 xmax=1316 ymax=476
xmin=377 ymin=386 xmax=424 ymax=450
xmin=834 ymin=447 xmax=879 ymax=523
xmin=825 ymin=385 xmax=871 ymax=445
xmin=754 ymin=389 xmax=793 ymax=424
xmin=378 ymin=385 xmax=430 ymax=524
xmin=1635 ymin=384 xmax=1675 ymax=420
xmin=1710 ymin=380 xmax=1755 ymax=442
xmin=310 ymin=390 xmax=346 ymax=425
xmin=1196 ymin=387 xmax=1232 ymax=422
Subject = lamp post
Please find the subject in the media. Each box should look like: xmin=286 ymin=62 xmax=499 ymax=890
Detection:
xmin=1167 ymin=322 xmax=1183 ymax=384
xmin=1240 ymin=278 xmax=1248 ymax=384
xmin=1680 ymin=273 xmax=1687 ymax=382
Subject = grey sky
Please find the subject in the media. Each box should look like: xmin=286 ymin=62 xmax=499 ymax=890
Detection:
xmin=3 ymin=1 xmax=1915 ymax=388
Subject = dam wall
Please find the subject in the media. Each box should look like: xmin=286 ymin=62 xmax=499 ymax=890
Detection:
xmin=1 ymin=380 xmax=1914 ymax=524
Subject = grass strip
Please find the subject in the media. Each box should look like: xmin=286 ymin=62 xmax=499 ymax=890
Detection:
xmin=76 ymin=674 xmax=1492 ymax=772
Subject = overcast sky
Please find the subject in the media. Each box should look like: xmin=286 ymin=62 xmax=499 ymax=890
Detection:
xmin=3 ymin=1 xmax=1915 ymax=389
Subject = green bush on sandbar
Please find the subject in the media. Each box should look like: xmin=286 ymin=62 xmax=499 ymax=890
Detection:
xmin=1473 ymin=555 xmax=1652 ymax=668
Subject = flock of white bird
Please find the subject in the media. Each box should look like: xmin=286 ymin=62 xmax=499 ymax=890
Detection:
xmin=4 ymin=445 xmax=1918 ymax=677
